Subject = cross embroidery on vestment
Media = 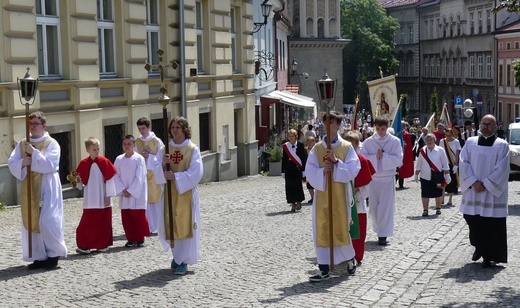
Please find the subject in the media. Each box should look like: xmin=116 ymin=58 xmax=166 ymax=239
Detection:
xmin=170 ymin=151 xmax=183 ymax=164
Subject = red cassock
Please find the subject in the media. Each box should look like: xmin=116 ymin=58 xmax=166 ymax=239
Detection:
xmin=355 ymin=153 xmax=375 ymax=188
xmin=398 ymin=130 xmax=414 ymax=179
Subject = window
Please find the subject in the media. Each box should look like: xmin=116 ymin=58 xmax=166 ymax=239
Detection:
xmin=430 ymin=57 xmax=434 ymax=77
xmin=430 ymin=18 xmax=434 ymax=39
xmin=318 ymin=19 xmax=325 ymax=37
xmin=408 ymin=57 xmax=413 ymax=76
xmin=436 ymin=58 xmax=440 ymax=77
xmin=231 ymin=7 xmax=238 ymax=73
xmin=442 ymin=18 xmax=446 ymax=38
xmin=453 ymin=58 xmax=457 ymax=78
xmin=478 ymin=11 xmax=482 ymax=34
xmin=507 ymin=64 xmax=511 ymax=86
xmin=400 ymin=27 xmax=404 ymax=43
xmin=477 ymin=55 xmax=483 ymax=78
xmin=196 ymin=1 xmax=205 ymax=74
xmin=408 ymin=25 xmax=413 ymax=43
xmin=36 ymin=0 xmax=61 ymax=78
xmin=516 ymin=42 xmax=520 ymax=49
xmin=499 ymin=64 xmax=503 ymax=86
xmin=469 ymin=56 xmax=475 ymax=78
xmin=507 ymin=42 xmax=511 ymax=50
xmin=425 ymin=58 xmax=429 ymax=77
xmin=486 ymin=56 xmax=491 ymax=79
xmin=424 ymin=20 xmax=428 ymax=39
xmin=98 ymin=0 xmax=116 ymax=77
xmin=450 ymin=17 xmax=454 ymax=37
xmin=498 ymin=42 xmax=502 ymax=50
xmin=487 ymin=10 xmax=491 ymax=33
xmin=146 ymin=0 xmax=160 ymax=76
xmin=457 ymin=16 xmax=461 ymax=36
xmin=470 ymin=13 xmax=474 ymax=35
xmin=199 ymin=112 xmax=210 ymax=152
xmin=445 ymin=58 xmax=449 ymax=78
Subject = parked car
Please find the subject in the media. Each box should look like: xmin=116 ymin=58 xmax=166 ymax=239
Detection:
xmin=509 ymin=123 xmax=520 ymax=172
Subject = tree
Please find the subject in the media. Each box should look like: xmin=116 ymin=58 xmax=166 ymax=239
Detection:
xmin=493 ymin=1 xmax=520 ymax=13
xmin=430 ymin=92 xmax=440 ymax=120
xmin=400 ymin=93 xmax=409 ymax=119
xmin=341 ymin=0 xmax=400 ymax=106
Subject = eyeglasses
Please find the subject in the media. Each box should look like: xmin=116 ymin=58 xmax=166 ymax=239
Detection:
xmin=480 ymin=122 xmax=495 ymax=127
xmin=29 ymin=122 xmax=43 ymax=126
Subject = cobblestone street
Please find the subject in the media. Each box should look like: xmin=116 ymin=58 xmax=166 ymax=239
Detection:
xmin=1 ymin=175 xmax=520 ymax=307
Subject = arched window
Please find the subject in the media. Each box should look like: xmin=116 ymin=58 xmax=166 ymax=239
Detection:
xmin=329 ymin=18 xmax=337 ymax=37
xmin=317 ymin=18 xmax=325 ymax=37
xmin=306 ymin=18 xmax=313 ymax=37
xmin=293 ymin=17 xmax=300 ymax=36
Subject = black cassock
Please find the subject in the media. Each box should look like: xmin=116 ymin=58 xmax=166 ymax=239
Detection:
xmin=282 ymin=141 xmax=307 ymax=203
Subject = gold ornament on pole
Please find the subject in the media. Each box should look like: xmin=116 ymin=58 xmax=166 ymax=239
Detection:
xmin=315 ymin=69 xmax=337 ymax=272
xmin=17 ymin=67 xmax=39 ymax=258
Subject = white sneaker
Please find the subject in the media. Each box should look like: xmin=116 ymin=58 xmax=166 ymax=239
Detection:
xmin=76 ymin=248 xmax=91 ymax=254
xmin=97 ymin=247 xmax=109 ymax=253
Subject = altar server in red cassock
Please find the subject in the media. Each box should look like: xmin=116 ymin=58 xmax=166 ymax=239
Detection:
xmin=397 ymin=129 xmax=415 ymax=189
xmin=75 ymin=137 xmax=117 ymax=254
xmin=344 ymin=131 xmax=376 ymax=265
xmin=115 ymin=135 xmax=150 ymax=248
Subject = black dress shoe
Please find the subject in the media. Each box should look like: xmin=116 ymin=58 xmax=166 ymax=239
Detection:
xmin=27 ymin=260 xmax=47 ymax=270
xmin=471 ymin=250 xmax=481 ymax=261
xmin=378 ymin=237 xmax=387 ymax=246
xmin=45 ymin=256 xmax=60 ymax=270
xmin=482 ymin=259 xmax=492 ymax=268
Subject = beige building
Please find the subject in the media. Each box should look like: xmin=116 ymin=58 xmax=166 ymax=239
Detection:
xmin=0 ymin=0 xmax=260 ymax=205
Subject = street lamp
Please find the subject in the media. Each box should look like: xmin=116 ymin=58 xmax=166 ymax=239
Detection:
xmin=251 ymin=0 xmax=273 ymax=34
xmin=315 ymin=70 xmax=337 ymax=271
xmin=291 ymin=58 xmax=309 ymax=78
xmin=17 ymin=67 xmax=39 ymax=258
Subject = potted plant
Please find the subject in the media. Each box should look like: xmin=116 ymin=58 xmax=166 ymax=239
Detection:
xmin=266 ymin=144 xmax=283 ymax=176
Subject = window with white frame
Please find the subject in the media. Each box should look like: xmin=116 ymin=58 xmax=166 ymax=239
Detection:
xmin=231 ymin=7 xmax=238 ymax=73
xmin=196 ymin=1 xmax=205 ymax=74
xmin=36 ymin=0 xmax=61 ymax=79
xmin=146 ymin=0 xmax=160 ymax=76
xmin=98 ymin=0 xmax=116 ymax=77
xmin=486 ymin=55 xmax=491 ymax=79
xmin=477 ymin=55 xmax=483 ymax=78
xmin=469 ymin=56 xmax=475 ymax=78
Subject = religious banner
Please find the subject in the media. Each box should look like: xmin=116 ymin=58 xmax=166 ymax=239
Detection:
xmin=367 ymin=74 xmax=398 ymax=123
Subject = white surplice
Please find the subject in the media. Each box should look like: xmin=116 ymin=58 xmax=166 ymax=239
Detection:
xmin=114 ymin=153 xmax=147 ymax=210
xmin=155 ymin=139 xmax=204 ymax=265
xmin=77 ymin=164 xmax=116 ymax=208
xmin=459 ymin=136 xmax=509 ymax=217
xmin=8 ymin=132 xmax=67 ymax=261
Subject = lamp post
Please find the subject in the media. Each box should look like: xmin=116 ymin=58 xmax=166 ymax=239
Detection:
xmin=315 ymin=70 xmax=337 ymax=271
xmin=17 ymin=67 xmax=39 ymax=258
xmin=251 ymin=0 xmax=273 ymax=34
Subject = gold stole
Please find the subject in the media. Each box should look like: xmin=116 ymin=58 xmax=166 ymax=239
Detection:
xmin=20 ymin=137 xmax=52 ymax=233
xmin=444 ymin=139 xmax=460 ymax=186
xmin=164 ymin=142 xmax=195 ymax=240
xmin=314 ymin=141 xmax=351 ymax=247
xmin=136 ymin=138 xmax=162 ymax=203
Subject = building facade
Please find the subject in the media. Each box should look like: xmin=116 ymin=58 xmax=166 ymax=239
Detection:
xmin=1 ymin=0 xmax=260 ymax=205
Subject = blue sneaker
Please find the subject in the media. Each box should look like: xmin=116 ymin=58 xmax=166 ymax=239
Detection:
xmin=175 ymin=263 xmax=188 ymax=275
xmin=171 ymin=260 xmax=179 ymax=270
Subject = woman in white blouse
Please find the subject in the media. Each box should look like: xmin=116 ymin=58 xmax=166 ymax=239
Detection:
xmin=415 ymin=134 xmax=451 ymax=216
xmin=439 ymin=128 xmax=461 ymax=206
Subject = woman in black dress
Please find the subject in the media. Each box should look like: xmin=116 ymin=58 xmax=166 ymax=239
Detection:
xmin=282 ymin=129 xmax=307 ymax=212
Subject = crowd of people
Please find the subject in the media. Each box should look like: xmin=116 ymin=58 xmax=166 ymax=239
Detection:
xmin=7 ymin=110 xmax=509 ymax=282
xmin=280 ymin=111 xmax=510 ymax=281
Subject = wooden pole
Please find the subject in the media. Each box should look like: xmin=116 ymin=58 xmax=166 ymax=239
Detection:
xmin=325 ymin=106 xmax=334 ymax=272
xmin=25 ymin=103 xmax=32 ymax=258
xmin=162 ymin=103 xmax=174 ymax=248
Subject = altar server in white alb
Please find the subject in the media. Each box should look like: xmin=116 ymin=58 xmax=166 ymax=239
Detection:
xmin=360 ymin=116 xmax=403 ymax=246
xmin=115 ymin=135 xmax=150 ymax=248
xmin=135 ymin=117 xmax=164 ymax=234
xmin=459 ymin=114 xmax=509 ymax=268
xmin=306 ymin=111 xmax=361 ymax=282
xmin=8 ymin=111 xmax=67 ymax=270
xmin=156 ymin=116 xmax=203 ymax=275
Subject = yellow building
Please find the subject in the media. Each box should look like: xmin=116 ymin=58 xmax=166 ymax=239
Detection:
xmin=0 ymin=0 xmax=259 ymax=205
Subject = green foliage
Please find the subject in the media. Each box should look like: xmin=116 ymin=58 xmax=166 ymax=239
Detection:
xmin=341 ymin=0 xmax=400 ymax=102
xmin=493 ymin=1 xmax=520 ymax=13
xmin=265 ymin=145 xmax=283 ymax=162
xmin=400 ymin=94 xmax=409 ymax=119
xmin=514 ymin=60 xmax=520 ymax=89
xmin=430 ymin=92 xmax=440 ymax=119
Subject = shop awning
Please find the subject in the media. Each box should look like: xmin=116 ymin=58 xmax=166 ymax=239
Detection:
xmin=261 ymin=90 xmax=315 ymax=109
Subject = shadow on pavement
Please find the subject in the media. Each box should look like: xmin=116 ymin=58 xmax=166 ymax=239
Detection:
xmin=442 ymin=286 xmax=520 ymax=307
xmin=113 ymin=268 xmax=184 ymax=290
xmin=265 ymin=210 xmax=299 ymax=216
xmin=0 ymin=265 xmax=55 ymax=281
xmin=407 ymin=215 xmax=442 ymax=220
xmin=441 ymin=262 xmax=505 ymax=283
xmin=507 ymin=204 xmax=520 ymax=216
xmin=64 ymin=246 xmax=132 ymax=259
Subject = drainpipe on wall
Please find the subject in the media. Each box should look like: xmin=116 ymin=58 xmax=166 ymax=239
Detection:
xmin=179 ymin=0 xmax=187 ymax=117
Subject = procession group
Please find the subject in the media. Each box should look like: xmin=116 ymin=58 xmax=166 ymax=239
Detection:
xmin=7 ymin=109 xmax=509 ymax=283
xmin=281 ymin=111 xmax=509 ymax=281
xmin=8 ymin=112 xmax=201 ymax=275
